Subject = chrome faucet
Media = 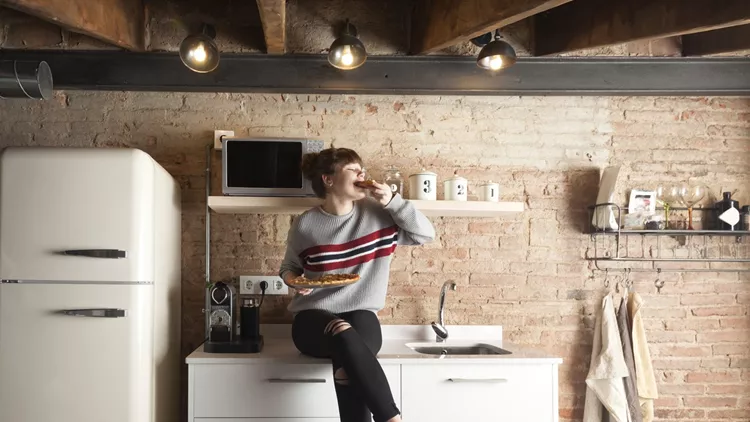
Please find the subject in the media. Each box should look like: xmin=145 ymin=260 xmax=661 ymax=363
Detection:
xmin=431 ymin=280 xmax=457 ymax=342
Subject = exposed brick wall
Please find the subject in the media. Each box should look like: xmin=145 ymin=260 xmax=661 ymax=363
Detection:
xmin=1 ymin=92 xmax=750 ymax=421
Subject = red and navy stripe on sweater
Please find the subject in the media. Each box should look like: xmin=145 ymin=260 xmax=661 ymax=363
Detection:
xmin=299 ymin=225 xmax=399 ymax=272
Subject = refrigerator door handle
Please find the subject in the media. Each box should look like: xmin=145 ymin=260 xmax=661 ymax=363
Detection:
xmin=62 ymin=249 xmax=127 ymax=259
xmin=59 ymin=308 xmax=128 ymax=318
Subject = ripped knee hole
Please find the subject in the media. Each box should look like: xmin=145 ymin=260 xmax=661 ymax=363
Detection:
xmin=323 ymin=319 xmax=351 ymax=336
xmin=334 ymin=367 xmax=349 ymax=385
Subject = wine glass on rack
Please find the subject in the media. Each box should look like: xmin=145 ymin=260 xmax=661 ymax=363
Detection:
xmin=656 ymin=185 xmax=681 ymax=230
xmin=678 ymin=184 xmax=706 ymax=230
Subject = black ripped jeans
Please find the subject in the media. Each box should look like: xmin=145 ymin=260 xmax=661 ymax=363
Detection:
xmin=292 ymin=309 xmax=400 ymax=422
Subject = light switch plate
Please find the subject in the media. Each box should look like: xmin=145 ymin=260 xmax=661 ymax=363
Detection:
xmin=213 ymin=130 xmax=235 ymax=150
xmin=239 ymin=275 xmax=288 ymax=295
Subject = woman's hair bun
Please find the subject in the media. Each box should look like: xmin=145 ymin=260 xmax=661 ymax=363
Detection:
xmin=300 ymin=152 xmax=320 ymax=180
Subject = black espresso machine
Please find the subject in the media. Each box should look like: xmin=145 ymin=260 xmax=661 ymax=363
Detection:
xmin=204 ymin=281 xmax=264 ymax=353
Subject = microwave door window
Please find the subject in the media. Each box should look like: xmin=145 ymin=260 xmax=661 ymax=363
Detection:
xmin=227 ymin=142 xmax=303 ymax=188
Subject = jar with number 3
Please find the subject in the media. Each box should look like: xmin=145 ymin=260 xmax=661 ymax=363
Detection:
xmin=408 ymin=169 xmax=437 ymax=200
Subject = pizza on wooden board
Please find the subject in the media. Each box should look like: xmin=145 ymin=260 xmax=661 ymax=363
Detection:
xmin=290 ymin=273 xmax=360 ymax=287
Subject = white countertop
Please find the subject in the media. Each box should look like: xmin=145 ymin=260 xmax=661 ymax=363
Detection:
xmin=186 ymin=324 xmax=563 ymax=365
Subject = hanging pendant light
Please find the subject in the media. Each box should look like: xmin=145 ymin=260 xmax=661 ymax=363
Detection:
xmin=328 ymin=20 xmax=367 ymax=70
xmin=476 ymin=30 xmax=516 ymax=71
xmin=179 ymin=24 xmax=220 ymax=73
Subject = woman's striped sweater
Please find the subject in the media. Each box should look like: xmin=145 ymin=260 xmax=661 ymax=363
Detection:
xmin=279 ymin=194 xmax=435 ymax=314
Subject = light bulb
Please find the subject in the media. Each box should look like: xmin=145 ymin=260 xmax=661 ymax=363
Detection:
xmin=339 ymin=45 xmax=355 ymax=67
xmin=191 ymin=44 xmax=207 ymax=63
xmin=341 ymin=52 xmax=354 ymax=67
xmin=489 ymin=56 xmax=503 ymax=70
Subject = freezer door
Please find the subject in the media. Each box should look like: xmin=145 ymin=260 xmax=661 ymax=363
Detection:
xmin=0 ymin=283 xmax=154 ymax=422
xmin=0 ymin=148 xmax=155 ymax=282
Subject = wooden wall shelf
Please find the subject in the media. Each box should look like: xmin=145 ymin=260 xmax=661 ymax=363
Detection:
xmin=207 ymin=196 xmax=524 ymax=218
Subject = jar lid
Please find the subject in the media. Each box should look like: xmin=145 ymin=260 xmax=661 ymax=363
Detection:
xmin=445 ymin=171 xmax=467 ymax=182
xmin=410 ymin=168 xmax=437 ymax=176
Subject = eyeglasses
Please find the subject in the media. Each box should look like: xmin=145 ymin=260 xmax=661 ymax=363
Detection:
xmin=343 ymin=167 xmax=366 ymax=177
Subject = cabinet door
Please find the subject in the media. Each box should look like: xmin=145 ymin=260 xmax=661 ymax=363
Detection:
xmin=194 ymin=363 xmax=339 ymax=418
xmin=196 ymin=419 xmax=340 ymax=422
xmin=380 ymin=364 xmax=401 ymax=421
xmin=192 ymin=363 xmax=401 ymax=419
xmin=401 ymin=364 xmax=556 ymax=422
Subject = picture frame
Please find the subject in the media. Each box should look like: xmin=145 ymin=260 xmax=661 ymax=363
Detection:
xmin=628 ymin=189 xmax=657 ymax=215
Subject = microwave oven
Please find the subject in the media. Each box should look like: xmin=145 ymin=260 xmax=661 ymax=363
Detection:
xmin=221 ymin=137 xmax=325 ymax=196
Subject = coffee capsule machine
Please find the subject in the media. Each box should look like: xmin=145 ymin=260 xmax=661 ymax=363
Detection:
xmin=204 ymin=281 xmax=264 ymax=353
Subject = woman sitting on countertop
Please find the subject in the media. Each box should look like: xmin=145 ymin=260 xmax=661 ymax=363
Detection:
xmin=279 ymin=147 xmax=435 ymax=422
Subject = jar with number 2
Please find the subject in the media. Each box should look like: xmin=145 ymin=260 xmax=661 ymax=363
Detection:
xmin=444 ymin=171 xmax=468 ymax=201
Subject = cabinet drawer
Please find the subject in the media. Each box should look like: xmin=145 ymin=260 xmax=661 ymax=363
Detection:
xmin=193 ymin=363 xmax=401 ymax=419
xmin=196 ymin=419 xmax=340 ymax=422
xmin=194 ymin=363 xmax=338 ymax=418
xmin=401 ymin=363 xmax=555 ymax=422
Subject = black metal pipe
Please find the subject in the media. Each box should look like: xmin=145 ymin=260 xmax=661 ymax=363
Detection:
xmin=0 ymin=60 xmax=53 ymax=100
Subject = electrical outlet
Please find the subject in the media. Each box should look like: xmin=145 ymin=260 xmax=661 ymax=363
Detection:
xmin=213 ymin=130 xmax=235 ymax=150
xmin=239 ymin=275 xmax=288 ymax=295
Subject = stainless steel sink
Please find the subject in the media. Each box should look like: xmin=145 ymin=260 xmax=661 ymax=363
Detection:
xmin=407 ymin=343 xmax=511 ymax=356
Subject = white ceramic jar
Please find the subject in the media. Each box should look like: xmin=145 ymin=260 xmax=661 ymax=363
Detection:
xmin=444 ymin=171 xmax=468 ymax=201
xmin=479 ymin=181 xmax=500 ymax=202
xmin=408 ymin=169 xmax=437 ymax=200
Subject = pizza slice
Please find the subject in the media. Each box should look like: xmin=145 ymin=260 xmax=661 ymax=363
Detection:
xmin=354 ymin=179 xmax=377 ymax=189
xmin=290 ymin=273 xmax=360 ymax=287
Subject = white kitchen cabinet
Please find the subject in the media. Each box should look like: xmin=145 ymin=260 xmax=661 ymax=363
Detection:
xmin=189 ymin=363 xmax=401 ymax=420
xmin=188 ymin=361 xmax=558 ymax=422
xmin=196 ymin=419 xmax=340 ymax=422
xmin=193 ymin=363 xmax=339 ymax=418
xmin=401 ymin=364 xmax=557 ymax=422
xmin=186 ymin=327 xmax=561 ymax=422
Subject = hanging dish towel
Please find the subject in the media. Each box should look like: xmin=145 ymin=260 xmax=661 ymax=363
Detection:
xmin=628 ymin=292 xmax=658 ymax=422
xmin=617 ymin=296 xmax=643 ymax=422
xmin=584 ymin=294 xmax=631 ymax=422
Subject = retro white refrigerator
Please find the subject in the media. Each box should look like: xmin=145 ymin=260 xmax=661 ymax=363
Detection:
xmin=0 ymin=147 xmax=182 ymax=422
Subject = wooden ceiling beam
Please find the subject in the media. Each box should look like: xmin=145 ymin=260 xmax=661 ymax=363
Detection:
xmin=411 ymin=0 xmax=572 ymax=55
xmin=683 ymin=24 xmax=750 ymax=56
xmin=256 ymin=0 xmax=286 ymax=54
xmin=0 ymin=0 xmax=145 ymax=50
xmin=533 ymin=0 xmax=750 ymax=56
